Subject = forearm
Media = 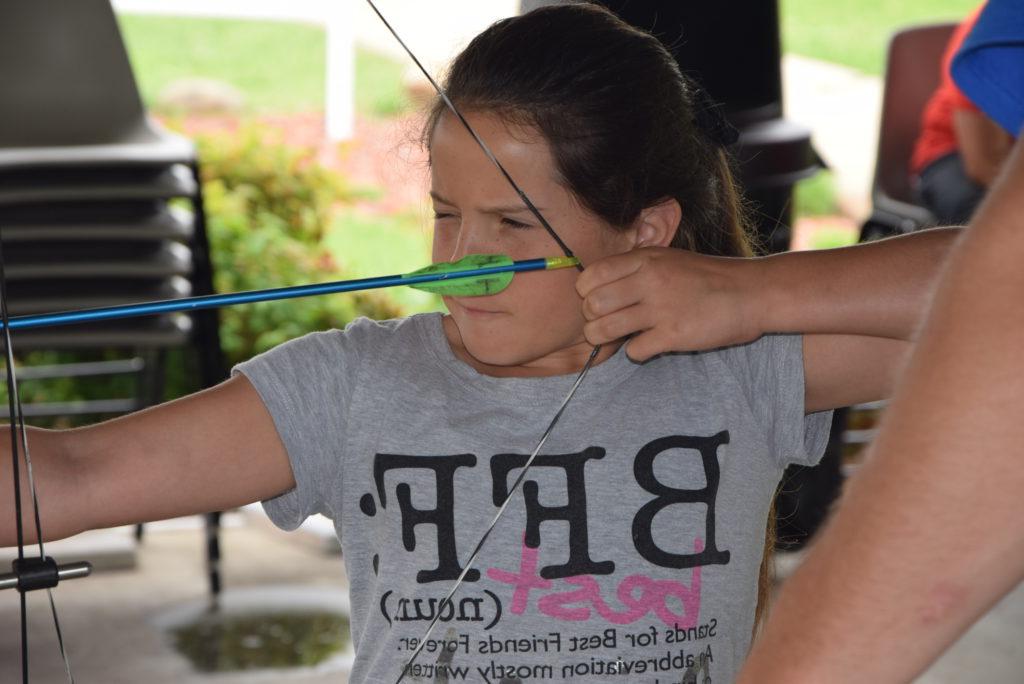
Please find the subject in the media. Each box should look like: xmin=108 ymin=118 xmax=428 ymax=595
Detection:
xmin=739 ymin=141 xmax=1024 ymax=684
xmin=3 ymin=378 xmax=292 ymax=550
xmin=758 ymin=227 xmax=961 ymax=340
xmin=0 ymin=426 xmax=85 ymax=548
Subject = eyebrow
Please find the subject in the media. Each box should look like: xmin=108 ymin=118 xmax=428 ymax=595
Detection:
xmin=429 ymin=190 xmax=543 ymax=215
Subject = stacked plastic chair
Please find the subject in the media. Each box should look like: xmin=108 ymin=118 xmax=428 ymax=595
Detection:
xmin=0 ymin=0 xmax=228 ymax=598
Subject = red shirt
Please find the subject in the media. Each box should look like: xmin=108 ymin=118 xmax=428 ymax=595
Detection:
xmin=910 ymin=5 xmax=984 ymax=174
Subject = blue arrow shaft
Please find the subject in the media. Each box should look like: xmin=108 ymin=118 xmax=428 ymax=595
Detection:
xmin=3 ymin=258 xmax=552 ymax=331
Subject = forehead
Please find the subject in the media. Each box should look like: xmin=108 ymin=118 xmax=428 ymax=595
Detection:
xmin=429 ymin=110 xmax=557 ymax=189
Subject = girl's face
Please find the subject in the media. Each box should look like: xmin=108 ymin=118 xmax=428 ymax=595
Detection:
xmin=429 ymin=110 xmax=634 ymax=376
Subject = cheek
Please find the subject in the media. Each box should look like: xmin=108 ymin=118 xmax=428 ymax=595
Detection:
xmin=519 ymin=270 xmax=580 ymax=312
xmin=578 ymin=228 xmax=634 ymax=267
xmin=450 ymin=269 xmax=584 ymax=360
xmin=502 ymin=269 xmax=584 ymax=341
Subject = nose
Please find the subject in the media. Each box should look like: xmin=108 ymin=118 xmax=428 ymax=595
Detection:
xmin=441 ymin=217 xmax=495 ymax=262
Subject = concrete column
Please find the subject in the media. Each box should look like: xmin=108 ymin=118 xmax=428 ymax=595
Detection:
xmin=325 ymin=0 xmax=356 ymax=141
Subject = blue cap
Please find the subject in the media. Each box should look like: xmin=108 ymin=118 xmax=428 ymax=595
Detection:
xmin=951 ymin=0 xmax=1024 ymax=137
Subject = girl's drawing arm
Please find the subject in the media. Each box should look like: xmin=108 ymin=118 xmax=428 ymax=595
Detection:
xmin=577 ymin=226 xmax=962 ymax=412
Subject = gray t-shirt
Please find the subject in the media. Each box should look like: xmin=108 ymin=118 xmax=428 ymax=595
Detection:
xmin=234 ymin=313 xmax=832 ymax=684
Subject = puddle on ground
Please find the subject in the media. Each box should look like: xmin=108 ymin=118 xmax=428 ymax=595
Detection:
xmin=171 ymin=611 xmax=350 ymax=672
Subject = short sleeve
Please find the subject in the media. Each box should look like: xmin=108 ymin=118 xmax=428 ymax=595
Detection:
xmin=232 ymin=327 xmax=358 ymax=530
xmin=727 ymin=334 xmax=834 ymax=468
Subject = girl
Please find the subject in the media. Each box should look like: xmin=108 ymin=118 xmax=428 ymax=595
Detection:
xmin=2 ymin=5 xmax=958 ymax=683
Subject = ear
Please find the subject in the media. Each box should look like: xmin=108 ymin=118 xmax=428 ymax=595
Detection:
xmin=631 ymin=198 xmax=681 ymax=248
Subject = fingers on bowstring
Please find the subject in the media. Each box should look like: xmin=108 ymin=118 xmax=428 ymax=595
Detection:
xmin=582 ymin=303 xmax=652 ymax=347
xmin=575 ymin=252 xmax=644 ymax=299
xmin=623 ymin=327 xmax=676 ymax=363
xmin=580 ymin=275 xmax=644 ymax=321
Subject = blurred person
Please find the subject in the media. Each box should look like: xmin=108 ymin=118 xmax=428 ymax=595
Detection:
xmin=911 ymin=1 xmax=1015 ymax=225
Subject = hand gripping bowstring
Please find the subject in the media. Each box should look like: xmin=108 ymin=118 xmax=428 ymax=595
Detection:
xmin=0 ymin=227 xmax=92 ymax=684
xmin=361 ymin=3 xmax=602 ymax=681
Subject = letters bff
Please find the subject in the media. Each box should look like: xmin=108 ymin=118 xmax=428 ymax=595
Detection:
xmin=362 ymin=431 xmax=732 ymax=585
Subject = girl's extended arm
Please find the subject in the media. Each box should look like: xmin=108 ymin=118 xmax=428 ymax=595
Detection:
xmin=0 ymin=375 xmax=294 ymax=548
xmin=577 ymin=227 xmax=962 ymax=411
xmin=736 ymin=121 xmax=1024 ymax=684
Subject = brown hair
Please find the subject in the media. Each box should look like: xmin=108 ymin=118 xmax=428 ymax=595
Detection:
xmin=425 ymin=3 xmax=775 ymax=632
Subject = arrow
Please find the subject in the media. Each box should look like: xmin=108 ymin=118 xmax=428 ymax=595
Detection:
xmin=1 ymin=254 xmax=578 ymax=332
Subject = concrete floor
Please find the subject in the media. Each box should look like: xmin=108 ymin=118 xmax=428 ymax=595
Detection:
xmin=0 ymin=518 xmax=352 ymax=684
xmin=774 ymin=550 xmax=1024 ymax=684
xmin=3 ymin=516 xmax=1022 ymax=683
xmin=918 ymin=581 xmax=1024 ymax=684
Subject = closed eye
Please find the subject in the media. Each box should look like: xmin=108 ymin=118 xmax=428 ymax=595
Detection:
xmin=501 ymin=217 xmax=532 ymax=230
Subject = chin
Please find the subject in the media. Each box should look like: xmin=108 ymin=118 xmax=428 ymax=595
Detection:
xmin=446 ymin=314 xmax=541 ymax=368
xmin=460 ymin=330 xmax=536 ymax=367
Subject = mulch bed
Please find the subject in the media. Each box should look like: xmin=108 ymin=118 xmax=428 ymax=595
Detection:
xmin=167 ymin=111 xmax=430 ymax=213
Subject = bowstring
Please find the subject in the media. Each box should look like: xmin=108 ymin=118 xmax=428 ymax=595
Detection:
xmin=0 ymin=230 xmax=77 ymax=683
xmin=396 ymin=346 xmax=600 ymax=683
xmin=363 ymin=0 xmax=580 ymax=266
xmin=361 ymin=3 xmax=604 ymax=682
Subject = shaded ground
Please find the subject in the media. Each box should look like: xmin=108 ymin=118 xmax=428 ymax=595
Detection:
xmin=1 ymin=520 xmax=350 ymax=684
xmin=5 ymin=518 xmax=1022 ymax=683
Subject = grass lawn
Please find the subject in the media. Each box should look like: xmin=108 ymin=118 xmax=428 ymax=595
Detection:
xmin=794 ymin=171 xmax=839 ymax=217
xmin=782 ymin=0 xmax=979 ymax=75
xmin=325 ymin=208 xmax=441 ymax=315
xmin=117 ymin=14 xmax=409 ymax=116
xmin=117 ymin=10 xmax=885 ymax=248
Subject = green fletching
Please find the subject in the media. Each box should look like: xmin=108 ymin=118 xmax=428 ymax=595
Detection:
xmin=405 ymin=254 xmax=515 ymax=296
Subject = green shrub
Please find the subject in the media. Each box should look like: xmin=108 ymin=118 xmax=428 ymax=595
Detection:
xmin=196 ymin=126 xmax=403 ymax=366
xmin=4 ymin=126 xmax=404 ymax=424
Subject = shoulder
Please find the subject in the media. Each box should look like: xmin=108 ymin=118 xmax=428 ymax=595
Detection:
xmin=270 ymin=313 xmax=434 ymax=357
xmin=232 ymin=313 xmax=440 ymax=381
xmin=698 ymin=334 xmax=802 ymax=381
xmin=336 ymin=313 xmax=434 ymax=348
